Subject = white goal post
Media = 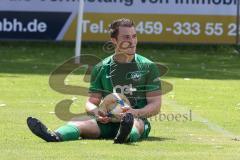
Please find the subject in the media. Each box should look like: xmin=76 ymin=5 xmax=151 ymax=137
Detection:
xmin=75 ymin=0 xmax=85 ymax=64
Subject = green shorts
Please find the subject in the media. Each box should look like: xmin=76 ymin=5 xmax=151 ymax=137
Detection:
xmin=97 ymin=118 xmax=151 ymax=139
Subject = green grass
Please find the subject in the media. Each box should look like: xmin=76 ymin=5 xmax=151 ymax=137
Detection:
xmin=0 ymin=42 xmax=240 ymax=160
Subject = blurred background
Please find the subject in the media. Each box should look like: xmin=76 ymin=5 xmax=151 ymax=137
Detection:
xmin=0 ymin=0 xmax=239 ymax=44
xmin=0 ymin=1 xmax=240 ymax=160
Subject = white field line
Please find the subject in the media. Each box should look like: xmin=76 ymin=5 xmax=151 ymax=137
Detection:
xmin=164 ymin=99 xmax=239 ymax=140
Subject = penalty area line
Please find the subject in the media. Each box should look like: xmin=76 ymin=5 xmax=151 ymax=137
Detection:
xmin=164 ymin=99 xmax=240 ymax=141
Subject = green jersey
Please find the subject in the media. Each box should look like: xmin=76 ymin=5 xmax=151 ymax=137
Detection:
xmin=89 ymin=53 xmax=161 ymax=109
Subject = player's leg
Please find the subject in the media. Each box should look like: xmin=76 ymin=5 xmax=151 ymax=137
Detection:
xmin=128 ymin=118 xmax=144 ymax=142
xmin=27 ymin=115 xmax=101 ymax=142
xmin=27 ymin=117 xmax=61 ymax=142
xmin=128 ymin=118 xmax=151 ymax=142
xmin=114 ymin=117 xmax=149 ymax=143
xmin=114 ymin=114 xmax=151 ymax=143
xmin=59 ymin=116 xmax=100 ymax=139
xmin=114 ymin=113 xmax=134 ymax=144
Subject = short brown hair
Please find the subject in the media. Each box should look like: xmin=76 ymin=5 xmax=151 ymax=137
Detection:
xmin=109 ymin=18 xmax=135 ymax=39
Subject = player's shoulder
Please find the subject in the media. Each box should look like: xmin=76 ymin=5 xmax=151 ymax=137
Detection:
xmin=135 ymin=53 xmax=159 ymax=72
xmin=135 ymin=53 xmax=154 ymax=64
xmin=94 ymin=55 xmax=112 ymax=70
xmin=101 ymin=55 xmax=113 ymax=65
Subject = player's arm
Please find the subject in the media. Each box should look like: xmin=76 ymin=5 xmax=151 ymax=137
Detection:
xmin=85 ymin=92 xmax=102 ymax=115
xmin=86 ymin=62 xmax=111 ymax=123
xmin=85 ymin=92 xmax=111 ymax=123
xmin=127 ymin=62 xmax=161 ymax=118
xmin=127 ymin=90 xmax=161 ymax=118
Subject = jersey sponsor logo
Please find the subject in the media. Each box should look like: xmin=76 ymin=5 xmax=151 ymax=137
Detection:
xmin=126 ymin=70 xmax=148 ymax=81
xmin=113 ymin=84 xmax=136 ymax=95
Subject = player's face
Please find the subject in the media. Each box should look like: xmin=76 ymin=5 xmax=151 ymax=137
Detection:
xmin=113 ymin=26 xmax=137 ymax=56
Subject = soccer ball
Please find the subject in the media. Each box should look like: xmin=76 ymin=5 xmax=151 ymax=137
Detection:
xmin=99 ymin=93 xmax=131 ymax=122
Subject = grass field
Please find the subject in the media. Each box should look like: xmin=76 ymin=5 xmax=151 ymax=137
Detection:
xmin=0 ymin=42 xmax=240 ymax=160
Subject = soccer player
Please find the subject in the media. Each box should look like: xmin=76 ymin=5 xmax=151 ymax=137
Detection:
xmin=27 ymin=18 xmax=161 ymax=143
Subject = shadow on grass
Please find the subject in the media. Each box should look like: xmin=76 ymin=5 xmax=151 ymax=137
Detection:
xmin=0 ymin=41 xmax=239 ymax=79
xmin=144 ymin=136 xmax=176 ymax=142
xmin=82 ymin=136 xmax=175 ymax=144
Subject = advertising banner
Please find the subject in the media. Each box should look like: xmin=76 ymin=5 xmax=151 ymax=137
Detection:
xmin=0 ymin=0 xmax=238 ymax=44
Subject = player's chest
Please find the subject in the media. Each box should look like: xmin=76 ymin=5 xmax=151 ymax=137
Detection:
xmin=101 ymin=63 xmax=149 ymax=93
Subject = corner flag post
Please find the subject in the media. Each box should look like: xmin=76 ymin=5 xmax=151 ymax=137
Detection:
xmin=75 ymin=0 xmax=85 ymax=64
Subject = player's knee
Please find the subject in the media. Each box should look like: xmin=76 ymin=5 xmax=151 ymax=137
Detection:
xmin=68 ymin=119 xmax=95 ymax=129
xmin=67 ymin=120 xmax=83 ymax=128
xmin=68 ymin=119 xmax=100 ymax=138
xmin=133 ymin=118 xmax=144 ymax=134
xmin=68 ymin=116 xmax=94 ymax=127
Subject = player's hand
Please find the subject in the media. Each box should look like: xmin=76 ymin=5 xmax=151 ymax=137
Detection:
xmin=96 ymin=110 xmax=111 ymax=124
xmin=125 ymin=108 xmax=139 ymax=118
xmin=114 ymin=107 xmax=138 ymax=119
